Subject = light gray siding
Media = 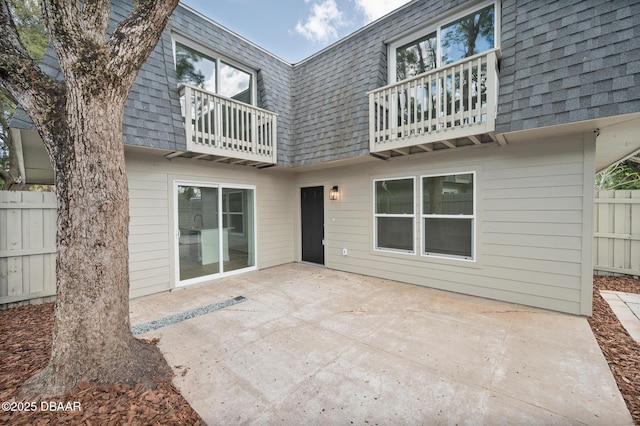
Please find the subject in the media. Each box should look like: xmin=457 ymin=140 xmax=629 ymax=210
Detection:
xmin=125 ymin=149 xmax=295 ymax=298
xmin=295 ymin=132 xmax=596 ymax=315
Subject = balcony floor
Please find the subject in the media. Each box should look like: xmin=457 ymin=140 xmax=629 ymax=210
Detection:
xmin=371 ymin=131 xmax=502 ymax=159
xmin=165 ymin=150 xmax=276 ymax=168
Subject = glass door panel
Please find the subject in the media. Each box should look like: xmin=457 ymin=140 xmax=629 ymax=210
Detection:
xmin=177 ymin=185 xmax=220 ymax=281
xmin=222 ymin=188 xmax=255 ymax=272
xmin=177 ymin=183 xmax=256 ymax=286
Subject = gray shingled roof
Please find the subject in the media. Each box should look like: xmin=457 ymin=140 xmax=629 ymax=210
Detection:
xmin=9 ymin=0 xmax=640 ymax=168
xmin=496 ymin=0 xmax=640 ymax=133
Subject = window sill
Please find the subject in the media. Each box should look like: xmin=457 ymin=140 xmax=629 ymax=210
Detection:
xmin=371 ymin=247 xmax=482 ymax=270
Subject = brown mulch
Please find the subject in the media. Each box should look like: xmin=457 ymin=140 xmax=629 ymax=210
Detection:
xmin=589 ymin=275 xmax=640 ymax=424
xmin=1 ymin=277 xmax=639 ymax=424
xmin=0 ymin=303 xmax=203 ymax=425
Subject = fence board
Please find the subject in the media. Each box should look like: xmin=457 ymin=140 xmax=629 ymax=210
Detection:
xmin=594 ymin=190 xmax=640 ymax=276
xmin=0 ymin=191 xmax=57 ymax=307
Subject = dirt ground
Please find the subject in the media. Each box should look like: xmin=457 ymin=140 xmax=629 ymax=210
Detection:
xmin=0 ymin=275 xmax=638 ymax=425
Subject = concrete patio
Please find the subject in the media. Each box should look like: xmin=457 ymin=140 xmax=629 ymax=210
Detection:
xmin=130 ymin=263 xmax=632 ymax=425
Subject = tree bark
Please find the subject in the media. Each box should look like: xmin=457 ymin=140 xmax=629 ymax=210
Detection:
xmin=0 ymin=0 xmax=178 ymax=397
xmin=25 ymin=92 xmax=171 ymax=396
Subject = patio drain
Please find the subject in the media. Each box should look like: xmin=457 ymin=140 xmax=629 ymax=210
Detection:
xmin=131 ymin=295 xmax=247 ymax=335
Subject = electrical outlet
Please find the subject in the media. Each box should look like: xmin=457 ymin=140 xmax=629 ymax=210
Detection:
xmin=342 ymin=248 xmax=348 ymax=256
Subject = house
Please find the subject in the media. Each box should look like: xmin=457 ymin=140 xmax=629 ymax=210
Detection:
xmin=9 ymin=0 xmax=640 ymax=315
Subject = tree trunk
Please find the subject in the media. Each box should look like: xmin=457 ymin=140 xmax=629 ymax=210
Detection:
xmin=1 ymin=0 xmax=179 ymax=397
xmin=23 ymin=86 xmax=171 ymax=397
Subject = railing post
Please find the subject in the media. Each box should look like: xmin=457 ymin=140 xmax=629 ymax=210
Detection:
xmin=181 ymin=85 xmax=193 ymax=147
xmin=271 ymin=116 xmax=278 ymax=160
xmin=369 ymin=92 xmax=376 ymax=153
xmin=485 ymin=50 xmax=498 ymax=132
xmin=252 ymin=111 xmax=258 ymax=153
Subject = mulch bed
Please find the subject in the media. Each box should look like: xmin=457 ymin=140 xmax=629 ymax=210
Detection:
xmin=0 ymin=276 xmax=639 ymax=424
xmin=589 ymin=275 xmax=640 ymax=424
xmin=0 ymin=303 xmax=203 ymax=425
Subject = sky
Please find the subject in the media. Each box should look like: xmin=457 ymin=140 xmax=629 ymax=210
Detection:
xmin=180 ymin=0 xmax=413 ymax=63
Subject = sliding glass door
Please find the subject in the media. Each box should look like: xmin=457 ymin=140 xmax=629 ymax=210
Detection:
xmin=176 ymin=182 xmax=255 ymax=286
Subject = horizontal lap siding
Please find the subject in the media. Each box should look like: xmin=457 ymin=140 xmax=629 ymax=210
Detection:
xmin=126 ymin=165 xmax=171 ymax=298
xmin=125 ymin=150 xmax=295 ymax=298
xmin=483 ymin=139 xmax=586 ymax=295
xmin=254 ymin=174 xmax=296 ymax=267
xmin=297 ymin=134 xmax=592 ymax=315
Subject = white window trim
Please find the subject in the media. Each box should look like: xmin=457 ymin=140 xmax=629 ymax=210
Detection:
xmin=171 ymin=32 xmax=258 ymax=106
xmin=373 ymin=176 xmax=416 ymax=254
xmin=420 ymin=171 xmax=476 ymax=262
xmin=388 ymin=0 xmax=500 ymax=83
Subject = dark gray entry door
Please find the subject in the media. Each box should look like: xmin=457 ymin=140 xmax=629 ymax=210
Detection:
xmin=301 ymin=186 xmax=324 ymax=264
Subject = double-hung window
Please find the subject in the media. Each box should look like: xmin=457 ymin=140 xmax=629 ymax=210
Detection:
xmin=422 ymin=172 xmax=475 ymax=260
xmin=374 ymin=177 xmax=415 ymax=253
xmin=390 ymin=2 xmax=497 ymax=83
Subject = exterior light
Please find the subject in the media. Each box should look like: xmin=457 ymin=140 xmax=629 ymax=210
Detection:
xmin=329 ymin=185 xmax=339 ymax=200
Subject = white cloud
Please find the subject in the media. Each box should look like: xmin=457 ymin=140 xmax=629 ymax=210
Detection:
xmin=218 ymin=65 xmax=250 ymax=99
xmin=352 ymin=0 xmax=411 ymax=23
xmin=294 ymin=0 xmax=347 ymax=43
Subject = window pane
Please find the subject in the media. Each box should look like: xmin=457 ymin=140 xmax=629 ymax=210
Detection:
xmin=396 ymin=32 xmax=437 ymax=80
xmin=220 ymin=61 xmax=252 ymax=103
xmin=375 ymin=179 xmax=414 ymax=214
xmin=441 ymin=5 xmax=494 ymax=65
xmin=377 ymin=217 xmax=414 ymax=252
xmin=223 ymin=188 xmax=255 ymax=272
xmin=177 ymin=185 xmax=219 ymax=281
xmin=424 ymin=217 xmax=472 ymax=258
xmin=175 ymin=43 xmax=216 ymax=92
xmin=423 ymin=174 xmax=473 ymax=215
xmin=228 ymin=191 xmax=243 ymax=212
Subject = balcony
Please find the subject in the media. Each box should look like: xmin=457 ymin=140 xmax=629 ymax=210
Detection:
xmin=369 ymin=49 xmax=501 ymax=158
xmin=173 ymin=85 xmax=277 ymax=167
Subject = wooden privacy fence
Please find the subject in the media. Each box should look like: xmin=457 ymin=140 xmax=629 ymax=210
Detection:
xmin=593 ymin=190 xmax=640 ymax=276
xmin=0 ymin=191 xmax=56 ymax=307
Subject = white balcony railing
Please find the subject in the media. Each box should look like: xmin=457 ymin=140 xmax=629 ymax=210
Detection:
xmin=180 ymin=85 xmax=277 ymax=165
xmin=369 ymin=49 xmax=500 ymax=156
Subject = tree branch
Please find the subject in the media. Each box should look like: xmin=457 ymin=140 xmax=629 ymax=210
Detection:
xmin=107 ymin=0 xmax=179 ymax=87
xmin=42 ymin=0 xmax=178 ymax=100
xmin=80 ymin=0 xmax=111 ymax=41
xmin=43 ymin=0 xmax=111 ymax=56
xmin=0 ymin=0 xmax=61 ymax=138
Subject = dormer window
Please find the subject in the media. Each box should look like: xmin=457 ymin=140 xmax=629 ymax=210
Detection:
xmin=173 ymin=35 xmax=255 ymax=105
xmin=390 ymin=1 xmax=498 ymax=83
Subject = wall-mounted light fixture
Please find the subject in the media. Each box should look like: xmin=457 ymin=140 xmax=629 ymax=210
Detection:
xmin=329 ymin=185 xmax=339 ymax=201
